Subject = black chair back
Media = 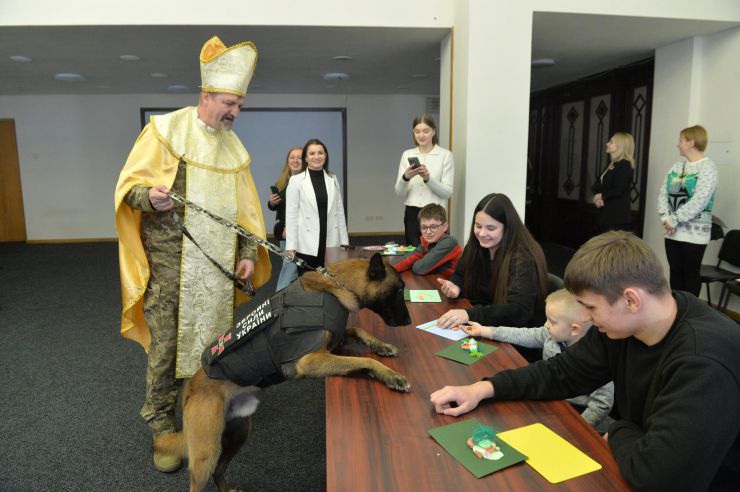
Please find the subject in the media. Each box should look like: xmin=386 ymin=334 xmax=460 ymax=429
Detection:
xmin=547 ymin=273 xmax=565 ymax=293
xmin=718 ymin=230 xmax=740 ymax=268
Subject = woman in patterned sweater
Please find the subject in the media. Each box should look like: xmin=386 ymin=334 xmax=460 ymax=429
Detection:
xmin=657 ymin=125 xmax=718 ymax=296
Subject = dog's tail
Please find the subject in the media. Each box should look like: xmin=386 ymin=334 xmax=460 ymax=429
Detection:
xmin=154 ymin=431 xmax=188 ymax=459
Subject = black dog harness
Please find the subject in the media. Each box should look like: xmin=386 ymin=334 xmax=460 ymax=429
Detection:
xmin=201 ymin=281 xmax=349 ymax=387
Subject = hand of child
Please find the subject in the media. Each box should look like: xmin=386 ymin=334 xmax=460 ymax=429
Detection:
xmin=461 ymin=321 xmax=485 ymax=337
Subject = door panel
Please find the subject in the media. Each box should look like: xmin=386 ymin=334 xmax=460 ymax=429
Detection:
xmin=0 ymin=119 xmax=26 ymax=242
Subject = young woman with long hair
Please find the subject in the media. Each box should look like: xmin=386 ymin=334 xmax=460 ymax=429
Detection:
xmin=437 ymin=193 xmax=548 ymax=329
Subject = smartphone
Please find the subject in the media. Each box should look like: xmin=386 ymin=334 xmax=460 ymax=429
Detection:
xmin=407 ymin=157 xmax=421 ymax=169
xmin=270 ymin=185 xmax=279 ymax=195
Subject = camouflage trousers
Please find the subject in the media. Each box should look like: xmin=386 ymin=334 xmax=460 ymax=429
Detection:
xmin=140 ymin=257 xmax=183 ymax=437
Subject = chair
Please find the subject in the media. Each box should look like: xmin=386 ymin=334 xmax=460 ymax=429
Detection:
xmin=718 ymin=279 xmax=740 ymax=315
xmin=547 ymin=273 xmax=565 ymax=293
xmin=700 ymin=229 xmax=740 ymax=307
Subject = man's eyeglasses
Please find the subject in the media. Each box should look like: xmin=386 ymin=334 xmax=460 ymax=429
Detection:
xmin=421 ymin=223 xmax=444 ymax=233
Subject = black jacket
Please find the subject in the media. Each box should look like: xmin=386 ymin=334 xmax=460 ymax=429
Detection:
xmin=489 ymin=292 xmax=740 ymax=491
xmin=449 ymin=253 xmax=545 ymax=327
xmin=592 ymin=159 xmax=633 ymax=227
xmin=267 ymin=187 xmax=287 ymax=239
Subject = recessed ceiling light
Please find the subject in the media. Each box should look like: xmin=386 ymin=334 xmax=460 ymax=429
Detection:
xmin=332 ymin=55 xmax=353 ymax=61
xmin=54 ymin=72 xmax=86 ymax=82
xmin=531 ymin=58 xmax=556 ymax=68
xmin=119 ymin=54 xmax=140 ymax=61
xmin=323 ymin=72 xmax=350 ymax=81
xmin=167 ymin=84 xmax=190 ymax=92
xmin=396 ymin=85 xmax=410 ymax=90
xmin=10 ymin=55 xmax=32 ymax=62
xmin=150 ymin=72 xmax=167 ymax=78
xmin=411 ymin=73 xmax=427 ymax=79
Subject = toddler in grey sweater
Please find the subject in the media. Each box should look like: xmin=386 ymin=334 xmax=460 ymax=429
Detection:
xmin=462 ymin=289 xmax=614 ymax=432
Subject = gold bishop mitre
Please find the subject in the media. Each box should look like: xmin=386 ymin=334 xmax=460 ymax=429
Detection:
xmin=199 ymin=36 xmax=257 ymax=97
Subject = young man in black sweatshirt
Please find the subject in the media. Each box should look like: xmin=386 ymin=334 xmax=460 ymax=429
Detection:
xmin=431 ymin=231 xmax=740 ymax=491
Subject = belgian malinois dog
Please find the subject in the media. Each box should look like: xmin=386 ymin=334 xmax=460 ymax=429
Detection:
xmin=154 ymin=253 xmax=411 ymax=492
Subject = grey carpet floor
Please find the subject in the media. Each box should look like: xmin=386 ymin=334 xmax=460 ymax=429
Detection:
xmin=0 ymin=238 xmax=404 ymax=492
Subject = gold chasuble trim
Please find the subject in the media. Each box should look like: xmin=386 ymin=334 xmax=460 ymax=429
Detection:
xmin=114 ymin=106 xmax=271 ymax=361
xmin=176 ymin=164 xmax=237 ymax=377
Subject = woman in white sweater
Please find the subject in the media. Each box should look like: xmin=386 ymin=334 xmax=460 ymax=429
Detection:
xmin=394 ymin=113 xmax=454 ymax=246
xmin=285 ymin=138 xmax=348 ymax=272
xmin=657 ymin=125 xmax=718 ymax=296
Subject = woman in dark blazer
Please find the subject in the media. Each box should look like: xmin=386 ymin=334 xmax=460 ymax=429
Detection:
xmin=592 ymin=132 xmax=635 ymax=233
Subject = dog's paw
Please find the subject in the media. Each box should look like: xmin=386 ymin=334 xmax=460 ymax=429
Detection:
xmin=375 ymin=342 xmax=399 ymax=357
xmin=380 ymin=369 xmax=411 ymax=392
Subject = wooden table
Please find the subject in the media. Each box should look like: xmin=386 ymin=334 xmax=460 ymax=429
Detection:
xmin=324 ymin=248 xmax=631 ymax=491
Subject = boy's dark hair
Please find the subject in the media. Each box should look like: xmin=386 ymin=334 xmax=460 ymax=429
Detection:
xmin=417 ymin=203 xmax=447 ymax=224
xmin=564 ymin=231 xmax=670 ymax=304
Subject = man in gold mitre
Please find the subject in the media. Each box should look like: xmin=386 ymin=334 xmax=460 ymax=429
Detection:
xmin=114 ymin=36 xmax=271 ymax=472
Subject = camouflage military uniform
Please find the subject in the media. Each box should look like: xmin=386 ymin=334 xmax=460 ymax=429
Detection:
xmin=124 ymin=164 xmax=257 ymax=436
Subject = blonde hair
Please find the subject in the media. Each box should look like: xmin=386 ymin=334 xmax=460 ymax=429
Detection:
xmin=274 ymin=147 xmax=303 ymax=190
xmin=680 ymin=125 xmax=708 ymax=152
xmin=609 ymin=132 xmax=636 ymax=169
xmin=564 ymin=231 xmax=669 ymax=304
xmin=545 ymin=289 xmax=589 ymax=327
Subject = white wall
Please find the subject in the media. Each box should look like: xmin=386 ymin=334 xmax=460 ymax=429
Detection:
xmin=0 ymin=92 xmax=427 ymax=239
xmin=646 ymin=27 xmax=740 ymax=309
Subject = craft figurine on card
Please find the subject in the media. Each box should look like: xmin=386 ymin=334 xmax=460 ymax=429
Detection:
xmin=461 ymin=338 xmax=483 ymax=358
xmin=467 ymin=425 xmax=504 ymax=461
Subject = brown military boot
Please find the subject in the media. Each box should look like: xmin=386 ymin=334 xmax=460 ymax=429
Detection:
xmin=151 ymin=416 xmax=181 ymax=473
xmin=153 ymin=449 xmax=182 ymax=473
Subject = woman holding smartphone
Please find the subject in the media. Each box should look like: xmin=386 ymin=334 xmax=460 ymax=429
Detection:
xmin=285 ymin=138 xmax=349 ymax=271
xmin=394 ymin=113 xmax=454 ymax=246
xmin=268 ymin=146 xmax=303 ymax=291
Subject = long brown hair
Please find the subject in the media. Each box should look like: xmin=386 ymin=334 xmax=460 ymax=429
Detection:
xmin=463 ymin=193 xmax=548 ymax=304
xmin=275 ymin=146 xmax=303 ymax=190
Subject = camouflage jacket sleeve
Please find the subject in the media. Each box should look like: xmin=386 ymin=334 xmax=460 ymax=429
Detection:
xmin=123 ymin=184 xmax=156 ymax=212
xmin=238 ymin=235 xmax=258 ymax=263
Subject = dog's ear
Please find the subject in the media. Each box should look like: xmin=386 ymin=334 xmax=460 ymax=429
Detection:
xmin=367 ymin=253 xmax=387 ymax=281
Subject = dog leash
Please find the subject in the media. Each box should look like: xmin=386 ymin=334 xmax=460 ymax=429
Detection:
xmin=167 ymin=191 xmax=349 ymax=291
xmin=171 ymin=210 xmax=255 ymax=296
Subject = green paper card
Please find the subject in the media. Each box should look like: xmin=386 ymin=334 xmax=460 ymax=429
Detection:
xmin=409 ymin=289 xmax=441 ymax=302
xmin=428 ymin=419 xmax=527 ymax=478
xmin=404 ymin=288 xmax=411 ymax=301
xmin=435 ymin=339 xmax=497 ymax=365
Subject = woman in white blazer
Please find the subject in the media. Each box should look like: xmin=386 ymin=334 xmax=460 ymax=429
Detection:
xmin=394 ymin=113 xmax=454 ymax=246
xmin=285 ymin=138 xmax=349 ymax=271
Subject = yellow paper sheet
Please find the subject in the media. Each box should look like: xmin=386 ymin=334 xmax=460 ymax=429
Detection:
xmin=497 ymin=423 xmax=602 ymax=483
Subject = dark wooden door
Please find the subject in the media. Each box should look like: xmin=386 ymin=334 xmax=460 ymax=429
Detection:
xmin=527 ymin=60 xmax=653 ymax=249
